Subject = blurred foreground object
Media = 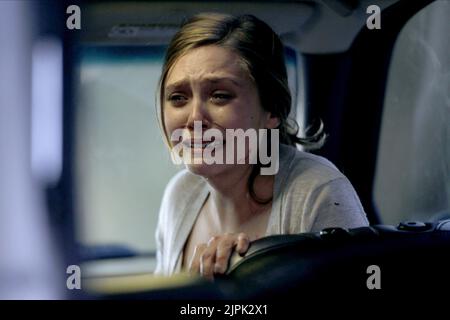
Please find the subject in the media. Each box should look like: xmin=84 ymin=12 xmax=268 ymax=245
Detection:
xmin=0 ymin=0 xmax=62 ymax=299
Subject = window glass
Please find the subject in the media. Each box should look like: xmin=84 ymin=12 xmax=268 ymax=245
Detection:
xmin=75 ymin=46 xmax=177 ymax=265
xmin=374 ymin=1 xmax=450 ymax=225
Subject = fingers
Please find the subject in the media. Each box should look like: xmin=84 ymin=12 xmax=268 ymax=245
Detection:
xmin=188 ymin=243 xmax=207 ymax=275
xmin=236 ymin=232 xmax=250 ymax=255
xmin=199 ymin=237 xmax=219 ymax=280
xmin=214 ymin=236 xmax=235 ymax=274
xmin=188 ymin=233 xmax=251 ymax=280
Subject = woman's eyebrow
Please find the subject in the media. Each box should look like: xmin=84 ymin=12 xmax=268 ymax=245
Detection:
xmin=205 ymin=76 xmax=241 ymax=87
xmin=165 ymin=80 xmax=188 ymax=93
xmin=165 ymin=76 xmax=242 ymax=92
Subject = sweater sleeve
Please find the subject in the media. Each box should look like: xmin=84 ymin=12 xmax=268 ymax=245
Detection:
xmin=153 ymin=214 xmax=164 ymax=275
xmin=153 ymin=170 xmax=182 ymax=275
xmin=153 ymin=169 xmax=205 ymax=275
xmin=305 ymin=177 xmax=369 ymax=232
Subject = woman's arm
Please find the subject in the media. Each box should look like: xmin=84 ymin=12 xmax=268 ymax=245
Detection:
xmin=305 ymin=177 xmax=369 ymax=232
xmin=153 ymin=218 xmax=164 ymax=275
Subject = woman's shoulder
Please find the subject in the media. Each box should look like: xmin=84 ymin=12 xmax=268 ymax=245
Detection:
xmin=162 ymin=169 xmax=206 ymax=203
xmin=158 ymin=169 xmax=207 ymax=227
xmin=279 ymin=144 xmax=346 ymax=188
xmin=276 ymin=144 xmax=368 ymax=232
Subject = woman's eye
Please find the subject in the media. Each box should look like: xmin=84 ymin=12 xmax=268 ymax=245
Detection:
xmin=168 ymin=94 xmax=188 ymax=107
xmin=211 ymin=92 xmax=233 ymax=105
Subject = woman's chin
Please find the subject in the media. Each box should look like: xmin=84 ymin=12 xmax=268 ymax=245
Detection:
xmin=185 ymin=162 xmax=219 ymax=177
xmin=185 ymin=160 xmax=234 ymax=179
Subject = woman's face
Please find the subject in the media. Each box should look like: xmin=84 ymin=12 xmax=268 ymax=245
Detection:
xmin=163 ymin=45 xmax=278 ymax=178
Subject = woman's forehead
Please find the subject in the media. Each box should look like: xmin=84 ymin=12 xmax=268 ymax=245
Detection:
xmin=165 ymin=45 xmax=250 ymax=86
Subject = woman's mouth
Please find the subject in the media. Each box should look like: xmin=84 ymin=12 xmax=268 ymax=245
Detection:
xmin=182 ymin=139 xmax=225 ymax=149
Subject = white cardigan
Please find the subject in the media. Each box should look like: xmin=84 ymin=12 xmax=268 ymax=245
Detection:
xmin=154 ymin=144 xmax=369 ymax=275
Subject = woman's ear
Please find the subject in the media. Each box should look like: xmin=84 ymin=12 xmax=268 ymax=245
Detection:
xmin=265 ymin=113 xmax=280 ymax=129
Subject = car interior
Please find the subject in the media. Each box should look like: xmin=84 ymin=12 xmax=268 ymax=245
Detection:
xmin=1 ymin=0 xmax=449 ymax=301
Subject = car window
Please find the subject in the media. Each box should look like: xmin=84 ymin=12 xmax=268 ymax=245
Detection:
xmin=74 ymin=46 xmax=177 ymax=269
xmin=73 ymin=45 xmax=300 ymax=271
xmin=374 ymin=0 xmax=450 ymax=225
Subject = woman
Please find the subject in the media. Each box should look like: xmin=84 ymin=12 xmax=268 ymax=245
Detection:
xmin=155 ymin=13 xmax=369 ymax=278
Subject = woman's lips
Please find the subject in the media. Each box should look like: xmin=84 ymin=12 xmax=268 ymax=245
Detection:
xmin=182 ymin=139 xmax=225 ymax=149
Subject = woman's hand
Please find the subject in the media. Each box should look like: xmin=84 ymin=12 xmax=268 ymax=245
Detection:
xmin=188 ymin=232 xmax=250 ymax=280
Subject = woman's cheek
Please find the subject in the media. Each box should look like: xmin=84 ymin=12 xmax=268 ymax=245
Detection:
xmin=221 ymin=113 xmax=255 ymax=131
xmin=213 ymin=107 xmax=241 ymax=128
xmin=164 ymin=108 xmax=183 ymax=131
xmin=163 ymin=116 xmax=177 ymax=143
xmin=222 ymin=100 xmax=260 ymax=128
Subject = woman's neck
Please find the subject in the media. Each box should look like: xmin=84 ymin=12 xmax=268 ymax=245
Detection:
xmin=204 ymin=165 xmax=274 ymax=229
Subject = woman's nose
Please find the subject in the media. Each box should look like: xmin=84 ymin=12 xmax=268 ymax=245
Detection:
xmin=186 ymin=97 xmax=211 ymax=130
